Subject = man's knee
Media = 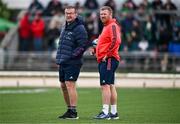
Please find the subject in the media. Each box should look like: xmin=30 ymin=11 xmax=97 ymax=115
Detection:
xmin=101 ymin=84 xmax=110 ymax=90
xmin=65 ymin=81 xmax=76 ymax=89
xmin=61 ymin=83 xmax=67 ymax=91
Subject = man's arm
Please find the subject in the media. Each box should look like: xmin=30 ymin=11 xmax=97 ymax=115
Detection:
xmin=72 ymin=25 xmax=90 ymax=58
xmin=106 ymin=25 xmax=118 ymax=57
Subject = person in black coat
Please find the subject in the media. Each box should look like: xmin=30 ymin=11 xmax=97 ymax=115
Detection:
xmin=28 ymin=0 xmax=44 ymax=16
xmin=56 ymin=6 xmax=89 ymax=119
xmin=44 ymin=0 xmax=63 ymax=16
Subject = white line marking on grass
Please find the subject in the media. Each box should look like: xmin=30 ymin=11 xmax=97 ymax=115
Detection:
xmin=0 ymin=89 xmax=48 ymax=94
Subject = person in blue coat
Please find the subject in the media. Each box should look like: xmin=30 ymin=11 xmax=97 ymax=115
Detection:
xmin=56 ymin=6 xmax=89 ymax=119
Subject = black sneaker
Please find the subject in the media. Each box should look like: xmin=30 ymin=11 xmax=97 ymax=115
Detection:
xmin=58 ymin=109 xmax=79 ymax=119
xmin=94 ymin=111 xmax=110 ymax=120
xmin=109 ymin=113 xmax=119 ymax=119
xmin=58 ymin=110 xmax=70 ymax=119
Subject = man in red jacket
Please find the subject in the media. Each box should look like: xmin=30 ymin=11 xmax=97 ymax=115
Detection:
xmin=92 ymin=6 xmax=121 ymax=120
xmin=31 ymin=12 xmax=45 ymax=51
xmin=19 ymin=12 xmax=31 ymax=51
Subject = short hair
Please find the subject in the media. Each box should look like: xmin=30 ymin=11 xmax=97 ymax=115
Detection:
xmin=64 ymin=6 xmax=77 ymax=13
xmin=100 ymin=6 xmax=113 ymax=14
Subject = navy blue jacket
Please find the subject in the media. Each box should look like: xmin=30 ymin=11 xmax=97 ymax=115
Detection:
xmin=56 ymin=17 xmax=88 ymax=65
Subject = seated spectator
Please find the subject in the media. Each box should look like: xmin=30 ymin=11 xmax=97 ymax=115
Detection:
xmin=138 ymin=37 xmax=149 ymax=51
xmin=44 ymin=0 xmax=63 ymax=16
xmin=18 ymin=11 xmax=32 ymax=51
xmin=84 ymin=0 xmax=99 ymax=11
xmin=31 ymin=12 xmax=45 ymax=51
xmin=124 ymin=35 xmax=139 ymax=51
xmin=28 ymin=0 xmax=44 ymax=16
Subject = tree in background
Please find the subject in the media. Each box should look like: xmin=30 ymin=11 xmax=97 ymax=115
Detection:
xmin=0 ymin=0 xmax=11 ymax=19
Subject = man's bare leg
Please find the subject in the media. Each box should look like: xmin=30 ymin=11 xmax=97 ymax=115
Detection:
xmin=101 ymin=84 xmax=111 ymax=115
xmin=65 ymin=81 xmax=77 ymax=108
xmin=61 ymin=83 xmax=70 ymax=106
xmin=110 ymin=85 xmax=119 ymax=119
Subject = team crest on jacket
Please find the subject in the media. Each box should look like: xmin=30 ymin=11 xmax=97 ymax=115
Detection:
xmin=68 ymin=32 xmax=73 ymax=35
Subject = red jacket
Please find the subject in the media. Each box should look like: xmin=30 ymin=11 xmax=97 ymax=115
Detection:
xmin=96 ymin=19 xmax=121 ymax=63
xmin=31 ymin=18 xmax=45 ymax=38
xmin=19 ymin=15 xmax=31 ymax=38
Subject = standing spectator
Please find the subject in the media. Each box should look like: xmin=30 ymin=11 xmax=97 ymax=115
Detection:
xmin=139 ymin=0 xmax=152 ymax=11
xmin=136 ymin=0 xmax=152 ymax=20
xmin=152 ymin=0 xmax=163 ymax=27
xmin=131 ymin=20 xmax=141 ymax=43
xmin=47 ymin=11 xmax=64 ymax=51
xmin=85 ymin=12 xmax=99 ymax=40
xmin=158 ymin=27 xmax=172 ymax=52
xmin=152 ymin=0 xmax=163 ymax=10
xmin=18 ymin=11 xmax=32 ymax=51
xmin=44 ymin=0 xmax=63 ymax=16
xmin=163 ymin=0 xmax=177 ymax=11
xmin=162 ymin=0 xmax=177 ymax=30
xmin=122 ymin=0 xmax=137 ymax=11
xmin=143 ymin=15 xmax=157 ymax=49
xmin=84 ymin=0 xmax=99 ymax=11
xmin=56 ymin=6 xmax=89 ymax=119
xmin=121 ymin=13 xmax=135 ymax=40
xmin=168 ymin=22 xmax=180 ymax=56
xmin=75 ymin=1 xmax=84 ymax=15
xmin=31 ymin=12 xmax=45 ymax=51
xmin=28 ymin=0 xmax=44 ymax=16
xmin=104 ymin=0 xmax=116 ymax=14
xmin=91 ymin=6 xmax=121 ymax=120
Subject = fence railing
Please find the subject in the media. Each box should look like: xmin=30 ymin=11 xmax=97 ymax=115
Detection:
xmin=0 ymin=50 xmax=179 ymax=73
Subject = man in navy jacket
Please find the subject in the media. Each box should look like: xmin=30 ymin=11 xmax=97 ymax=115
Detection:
xmin=56 ymin=6 xmax=88 ymax=119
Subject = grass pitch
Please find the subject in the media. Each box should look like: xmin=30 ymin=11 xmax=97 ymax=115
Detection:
xmin=0 ymin=87 xmax=180 ymax=123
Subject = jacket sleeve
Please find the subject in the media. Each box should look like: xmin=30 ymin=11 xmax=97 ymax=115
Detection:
xmin=72 ymin=25 xmax=90 ymax=58
xmin=107 ymin=24 xmax=118 ymax=57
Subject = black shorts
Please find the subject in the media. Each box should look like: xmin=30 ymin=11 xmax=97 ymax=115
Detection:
xmin=98 ymin=57 xmax=119 ymax=85
xmin=59 ymin=64 xmax=81 ymax=82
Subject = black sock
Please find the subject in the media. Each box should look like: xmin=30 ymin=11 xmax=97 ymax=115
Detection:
xmin=68 ymin=106 xmax=76 ymax=112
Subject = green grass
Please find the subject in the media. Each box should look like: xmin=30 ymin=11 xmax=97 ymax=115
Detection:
xmin=0 ymin=87 xmax=180 ymax=123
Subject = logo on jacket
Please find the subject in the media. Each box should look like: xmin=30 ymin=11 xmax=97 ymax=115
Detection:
xmin=66 ymin=36 xmax=71 ymax=40
xmin=68 ymin=32 xmax=73 ymax=35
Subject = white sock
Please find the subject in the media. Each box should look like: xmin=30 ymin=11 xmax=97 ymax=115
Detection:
xmin=102 ymin=104 xmax=109 ymax=115
xmin=111 ymin=105 xmax=117 ymax=114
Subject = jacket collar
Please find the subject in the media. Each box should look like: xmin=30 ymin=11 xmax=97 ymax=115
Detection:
xmin=65 ymin=16 xmax=84 ymax=30
xmin=104 ymin=18 xmax=116 ymax=26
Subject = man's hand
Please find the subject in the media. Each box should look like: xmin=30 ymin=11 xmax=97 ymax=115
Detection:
xmin=89 ymin=47 xmax=95 ymax=56
xmin=102 ymin=55 xmax=107 ymax=62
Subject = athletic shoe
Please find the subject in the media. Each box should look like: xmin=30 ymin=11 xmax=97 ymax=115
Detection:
xmin=94 ymin=112 xmax=110 ymax=120
xmin=58 ymin=109 xmax=79 ymax=119
xmin=109 ymin=113 xmax=119 ymax=119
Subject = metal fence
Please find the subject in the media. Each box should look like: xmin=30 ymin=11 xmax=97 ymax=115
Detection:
xmin=0 ymin=50 xmax=180 ymax=73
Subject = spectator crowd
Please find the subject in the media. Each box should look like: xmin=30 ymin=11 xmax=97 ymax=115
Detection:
xmin=18 ymin=0 xmax=180 ymax=55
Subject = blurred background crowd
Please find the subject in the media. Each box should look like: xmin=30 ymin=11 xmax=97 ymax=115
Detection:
xmin=1 ymin=0 xmax=179 ymax=53
xmin=0 ymin=0 xmax=179 ymax=72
